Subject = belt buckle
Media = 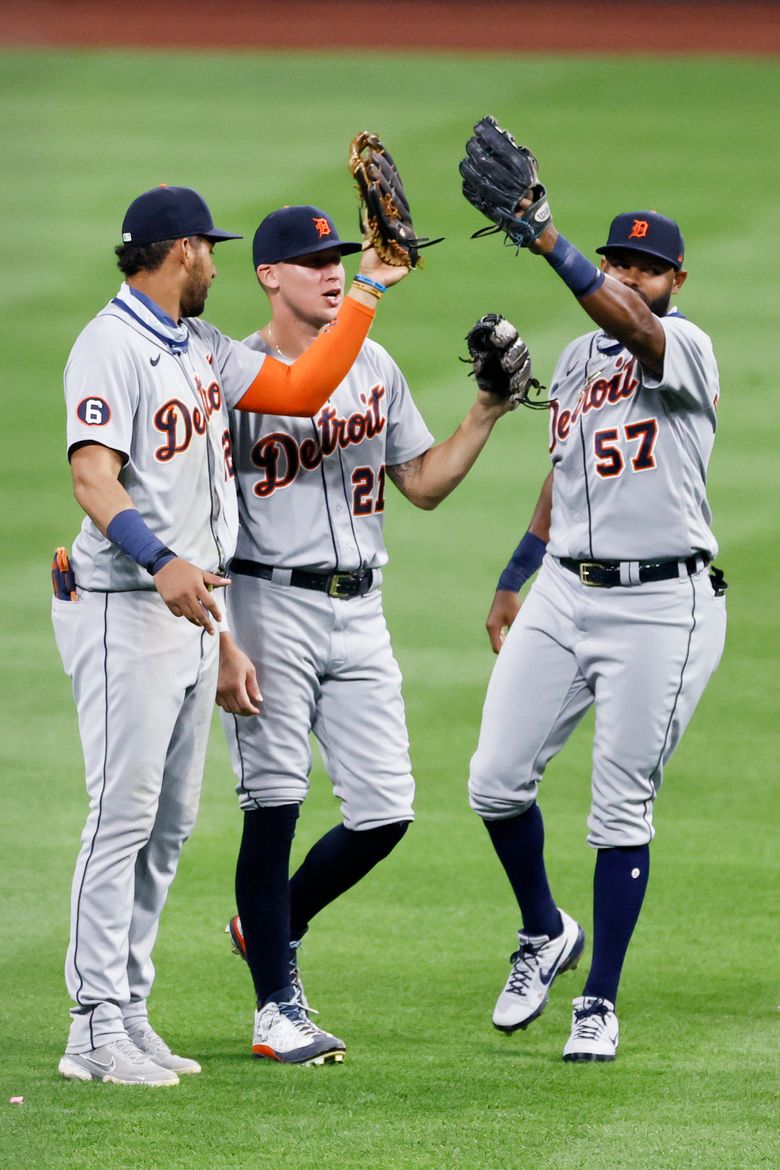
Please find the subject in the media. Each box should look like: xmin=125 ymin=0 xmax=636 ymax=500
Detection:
xmin=579 ymin=562 xmax=605 ymax=588
xmin=328 ymin=572 xmax=353 ymax=599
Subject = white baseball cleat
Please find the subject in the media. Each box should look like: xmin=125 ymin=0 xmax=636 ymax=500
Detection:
xmin=492 ymin=908 xmax=585 ymax=1033
xmin=563 ymin=996 xmax=619 ymax=1062
xmin=126 ymin=1021 xmax=201 ymax=1075
xmin=252 ymin=999 xmax=345 ymax=1066
xmin=58 ymin=1037 xmax=179 ymax=1086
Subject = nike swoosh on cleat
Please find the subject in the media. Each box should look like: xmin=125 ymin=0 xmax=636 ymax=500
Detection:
xmin=86 ymin=1056 xmax=116 ymax=1072
xmin=538 ymin=943 xmax=568 ymax=986
xmin=150 ymin=355 xmax=161 ymax=366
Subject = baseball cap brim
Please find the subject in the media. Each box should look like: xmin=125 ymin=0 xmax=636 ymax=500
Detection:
xmin=595 ymin=242 xmax=681 ymax=270
xmin=271 ymin=238 xmax=364 ymax=263
xmin=201 ymin=228 xmax=244 ymax=242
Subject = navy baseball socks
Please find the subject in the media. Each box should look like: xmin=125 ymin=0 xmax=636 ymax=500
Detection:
xmin=483 ymin=804 xmax=562 ymax=938
xmin=232 ymin=818 xmax=409 ymax=1001
xmin=235 ymin=804 xmax=300 ymax=1006
xmin=228 ymin=916 xmax=313 ymax=1014
xmin=583 ymin=844 xmax=650 ymax=1006
xmin=289 ymin=821 xmax=409 ymax=940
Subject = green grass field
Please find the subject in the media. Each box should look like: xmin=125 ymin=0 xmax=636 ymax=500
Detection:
xmin=1 ymin=48 xmax=778 ymax=1170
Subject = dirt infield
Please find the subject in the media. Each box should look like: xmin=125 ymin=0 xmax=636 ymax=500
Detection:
xmin=3 ymin=0 xmax=780 ymax=55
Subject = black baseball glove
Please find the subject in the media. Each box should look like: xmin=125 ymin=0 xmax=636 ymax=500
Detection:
xmin=464 ymin=314 xmax=548 ymax=410
xmin=459 ymin=116 xmax=552 ymax=247
xmin=348 ymin=131 xmax=444 ymax=267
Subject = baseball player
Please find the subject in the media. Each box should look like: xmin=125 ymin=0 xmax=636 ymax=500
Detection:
xmin=53 ymin=186 xmax=404 ymax=1085
xmin=216 ymin=204 xmax=520 ymax=1066
xmin=468 ymin=207 xmax=727 ymax=1061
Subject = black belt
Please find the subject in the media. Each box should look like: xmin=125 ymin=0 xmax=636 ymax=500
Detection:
xmin=230 ymin=558 xmax=374 ymax=599
xmin=560 ymin=554 xmax=708 ymax=588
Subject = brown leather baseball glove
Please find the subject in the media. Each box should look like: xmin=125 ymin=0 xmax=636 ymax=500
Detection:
xmin=348 ymin=131 xmax=443 ymax=267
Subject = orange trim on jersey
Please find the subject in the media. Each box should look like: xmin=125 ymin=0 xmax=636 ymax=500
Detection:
xmin=235 ymin=295 xmax=376 ymax=416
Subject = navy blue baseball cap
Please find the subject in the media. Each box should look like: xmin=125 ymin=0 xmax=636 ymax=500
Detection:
xmin=596 ymin=211 xmax=685 ymax=270
xmin=253 ymin=205 xmax=362 ymax=268
xmin=121 ymin=186 xmax=243 ymax=246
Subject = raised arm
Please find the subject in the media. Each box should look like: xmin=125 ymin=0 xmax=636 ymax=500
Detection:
xmin=459 ymin=119 xmax=685 ymax=380
xmin=528 ymin=224 xmax=675 ymax=378
xmin=236 ymin=247 xmax=408 ymax=415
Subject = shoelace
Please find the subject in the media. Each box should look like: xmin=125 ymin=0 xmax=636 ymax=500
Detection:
xmin=289 ymin=940 xmax=318 ymax=1014
xmin=276 ymin=1000 xmax=321 ymax=1038
xmin=114 ymin=1037 xmax=155 ymax=1065
xmin=571 ymin=1000 xmax=611 ymax=1040
xmin=288 ymin=943 xmax=304 ymax=997
xmin=130 ymin=1026 xmax=170 ymax=1058
xmin=289 ymin=967 xmax=316 ymax=1013
xmin=505 ymin=940 xmax=546 ymax=995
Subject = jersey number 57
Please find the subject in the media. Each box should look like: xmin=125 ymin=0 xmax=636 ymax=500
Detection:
xmin=593 ymin=418 xmax=658 ymax=479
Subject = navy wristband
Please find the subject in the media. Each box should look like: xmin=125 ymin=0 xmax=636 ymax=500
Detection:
xmin=148 ymin=549 xmax=177 ymax=575
xmin=497 ymin=531 xmax=547 ymax=592
xmin=106 ymin=509 xmax=176 ymax=576
xmin=545 ymin=234 xmax=605 ymax=299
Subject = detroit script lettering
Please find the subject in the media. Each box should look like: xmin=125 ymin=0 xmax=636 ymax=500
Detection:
xmin=250 ymin=385 xmax=387 ymax=498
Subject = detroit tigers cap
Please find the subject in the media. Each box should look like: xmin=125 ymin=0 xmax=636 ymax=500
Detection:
xmin=121 ymin=186 xmax=243 ymax=247
xmin=596 ymin=211 xmax=685 ymax=270
xmin=252 ymin=205 xmax=363 ymax=268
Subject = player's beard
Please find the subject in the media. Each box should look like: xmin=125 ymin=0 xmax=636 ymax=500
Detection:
xmin=629 ymin=281 xmax=673 ymax=318
xmin=180 ymin=263 xmax=211 ymax=318
xmin=648 ymin=289 xmax=673 ymax=318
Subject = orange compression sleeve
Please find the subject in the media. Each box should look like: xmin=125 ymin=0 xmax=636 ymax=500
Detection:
xmin=235 ymin=295 xmax=376 ymax=416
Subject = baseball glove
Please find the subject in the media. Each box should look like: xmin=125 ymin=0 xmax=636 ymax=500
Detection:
xmin=348 ymin=131 xmax=444 ymax=267
xmin=459 ymin=116 xmax=552 ymax=248
xmin=463 ymin=315 xmax=548 ymax=410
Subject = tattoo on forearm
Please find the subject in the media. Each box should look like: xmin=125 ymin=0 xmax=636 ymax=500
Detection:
xmin=387 ymin=456 xmax=423 ymax=490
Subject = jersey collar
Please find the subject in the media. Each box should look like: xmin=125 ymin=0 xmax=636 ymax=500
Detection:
xmin=128 ymin=285 xmax=180 ymax=330
xmin=111 ymin=282 xmax=190 ymax=353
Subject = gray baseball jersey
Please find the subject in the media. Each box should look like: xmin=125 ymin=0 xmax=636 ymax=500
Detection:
xmin=55 ymin=282 xmax=266 ymax=1055
xmin=469 ymin=306 xmax=726 ymax=847
xmin=546 ymin=309 xmax=719 ymax=561
xmin=230 ymin=333 xmax=434 ymax=571
xmin=64 ymin=282 xmax=266 ymax=590
xmin=222 ymin=333 xmax=434 ymax=827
